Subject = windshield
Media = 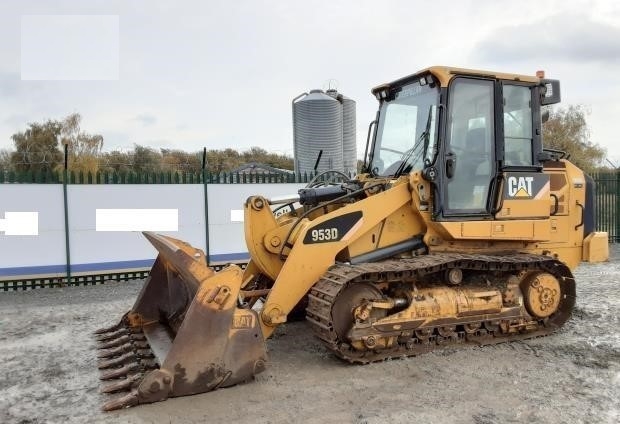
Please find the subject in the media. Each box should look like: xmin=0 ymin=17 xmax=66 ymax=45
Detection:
xmin=370 ymin=81 xmax=439 ymax=176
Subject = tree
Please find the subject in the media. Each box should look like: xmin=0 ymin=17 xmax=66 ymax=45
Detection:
xmin=100 ymin=150 xmax=133 ymax=173
xmin=238 ymin=146 xmax=293 ymax=170
xmin=542 ymin=105 xmax=605 ymax=173
xmin=132 ymin=144 xmax=162 ymax=173
xmin=241 ymin=146 xmax=270 ymax=165
xmin=10 ymin=120 xmax=63 ymax=172
xmin=6 ymin=115 xmax=295 ymax=175
xmin=60 ymin=113 xmax=104 ymax=174
xmin=0 ymin=148 xmax=13 ymax=171
xmin=161 ymin=149 xmax=202 ymax=173
xmin=206 ymin=148 xmax=241 ymax=173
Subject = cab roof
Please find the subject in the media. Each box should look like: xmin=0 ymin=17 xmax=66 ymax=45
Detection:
xmin=372 ymin=66 xmax=541 ymax=94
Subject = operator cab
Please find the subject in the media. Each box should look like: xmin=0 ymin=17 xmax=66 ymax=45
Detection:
xmin=365 ymin=66 xmax=561 ymax=221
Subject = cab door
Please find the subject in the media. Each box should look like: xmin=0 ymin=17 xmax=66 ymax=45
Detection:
xmin=442 ymin=78 xmax=496 ymax=217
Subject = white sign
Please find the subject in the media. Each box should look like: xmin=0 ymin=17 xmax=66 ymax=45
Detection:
xmin=0 ymin=212 xmax=39 ymax=235
xmin=96 ymin=209 xmax=178 ymax=232
xmin=230 ymin=209 xmax=244 ymax=223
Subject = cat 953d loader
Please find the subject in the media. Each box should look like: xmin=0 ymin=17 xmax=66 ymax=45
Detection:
xmin=95 ymin=66 xmax=609 ymax=410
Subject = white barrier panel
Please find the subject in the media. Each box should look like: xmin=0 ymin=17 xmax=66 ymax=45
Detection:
xmin=67 ymin=185 xmax=205 ymax=275
xmin=0 ymin=183 xmax=307 ymax=279
xmin=0 ymin=185 xmax=66 ymax=280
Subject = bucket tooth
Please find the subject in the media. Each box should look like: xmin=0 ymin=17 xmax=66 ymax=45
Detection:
xmin=94 ymin=321 xmax=124 ymax=335
xmin=96 ymin=328 xmax=128 ymax=342
xmin=98 ymin=333 xmax=145 ymax=350
xmin=100 ymin=363 xmax=140 ymax=380
xmin=97 ymin=343 xmax=132 ymax=359
xmin=100 ymin=374 xmax=142 ymax=394
xmin=97 ymin=341 xmax=150 ymax=358
xmin=98 ymin=352 xmax=138 ymax=370
xmin=102 ymin=390 xmax=139 ymax=412
xmin=98 ymin=350 xmax=154 ymax=369
xmin=98 ymin=335 xmax=129 ymax=349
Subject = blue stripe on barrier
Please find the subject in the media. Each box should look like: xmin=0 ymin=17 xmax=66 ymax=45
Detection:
xmin=0 ymin=253 xmax=251 ymax=277
xmin=0 ymin=264 xmax=68 ymax=276
xmin=71 ymin=259 xmax=156 ymax=272
xmin=209 ymin=252 xmax=251 ymax=262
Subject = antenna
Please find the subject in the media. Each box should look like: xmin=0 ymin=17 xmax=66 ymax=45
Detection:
xmin=314 ymin=150 xmax=323 ymax=171
xmin=323 ymin=79 xmax=339 ymax=92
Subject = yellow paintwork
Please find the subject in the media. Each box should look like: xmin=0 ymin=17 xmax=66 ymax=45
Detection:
xmin=372 ymin=66 xmax=541 ymax=93
xmin=425 ymin=66 xmax=540 ymax=86
xmin=244 ymin=197 xmax=287 ymax=282
xmin=253 ymin=181 xmax=413 ymax=337
xmin=438 ymin=220 xmax=550 ymax=241
xmin=582 ymin=232 xmax=609 ymax=262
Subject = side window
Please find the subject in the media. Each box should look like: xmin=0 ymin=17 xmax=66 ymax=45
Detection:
xmin=503 ymin=85 xmax=533 ymax=166
xmin=446 ymin=78 xmax=494 ymax=212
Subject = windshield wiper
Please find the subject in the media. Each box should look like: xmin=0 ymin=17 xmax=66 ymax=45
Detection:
xmin=421 ymin=105 xmax=433 ymax=161
xmin=393 ymin=106 xmax=433 ymax=177
xmin=393 ymin=139 xmax=423 ymax=176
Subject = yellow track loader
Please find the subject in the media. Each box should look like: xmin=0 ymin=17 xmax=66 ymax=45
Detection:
xmin=95 ymin=66 xmax=609 ymax=410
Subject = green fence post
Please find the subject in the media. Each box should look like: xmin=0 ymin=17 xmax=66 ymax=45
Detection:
xmin=202 ymin=148 xmax=210 ymax=265
xmin=615 ymin=170 xmax=620 ymax=242
xmin=62 ymin=144 xmax=72 ymax=284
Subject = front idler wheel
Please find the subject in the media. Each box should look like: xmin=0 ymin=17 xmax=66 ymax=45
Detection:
xmin=521 ymin=272 xmax=561 ymax=319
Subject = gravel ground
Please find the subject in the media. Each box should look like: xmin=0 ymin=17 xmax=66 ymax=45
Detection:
xmin=1 ymin=248 xmax=619 ymax=424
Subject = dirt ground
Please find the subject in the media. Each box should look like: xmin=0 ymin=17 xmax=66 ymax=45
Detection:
xmin=1 ymin=249 xmax=619 ymax=424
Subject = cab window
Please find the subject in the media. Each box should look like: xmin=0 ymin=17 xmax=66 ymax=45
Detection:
xmin=503 ymin=85 xmax=533 ymax=166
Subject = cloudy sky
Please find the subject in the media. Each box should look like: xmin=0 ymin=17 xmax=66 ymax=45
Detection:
xmin=1 ymin=0 xmax=619 ymax=163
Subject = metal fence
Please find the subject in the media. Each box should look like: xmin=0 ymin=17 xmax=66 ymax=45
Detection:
xmin=0 ymin=169 xmax=318 ymax=184
xmin=592 ymin=171 xmax=619 ymax=243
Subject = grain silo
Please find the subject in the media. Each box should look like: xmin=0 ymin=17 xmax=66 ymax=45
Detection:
xmin=292 ymin=88 xmax=356 ymax=175
xmin=340 ymin=94 xmax=357 ymax=175
xmin=325 ymin=89 xmax=357 ymax=175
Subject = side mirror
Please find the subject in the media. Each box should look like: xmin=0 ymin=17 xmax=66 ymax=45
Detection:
xmin=540 ymin=79 xmax=561 ymax=105
xmin=541 ymin=108 xmax=550 ymax=123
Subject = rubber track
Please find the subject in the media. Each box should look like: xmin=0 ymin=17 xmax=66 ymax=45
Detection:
xmin=306 ymin=253 xmax=575 ymax=364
